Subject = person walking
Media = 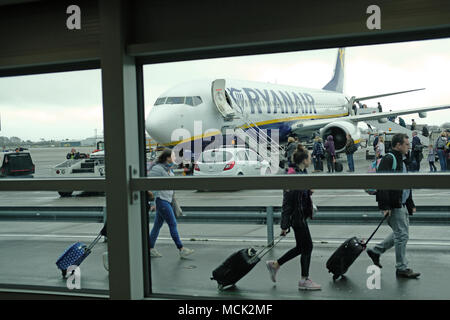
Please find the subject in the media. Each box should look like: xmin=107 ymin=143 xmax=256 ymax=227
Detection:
xmin=376 ymin=136 xmax=386 ymax=159
xmin=148 ymin=148 xmax=194 ymax=258
xmin=367 ymin=133 xmax=421 ymax=279
xmin=377 ymin=102 xmax=383 ymax=113
xmin=435 ymin=132 xmax=448 ymax=171
xmin=427 ymin=145 xmax=437 ymax=172
xmin=411 ymin=119 xmax=416 ymax=131
xmin=312 ymin=136 xmax=325 ymax=172
xmin=411 ymin=131 xmax=423 ymax=172
xmin=285 ymin=136 xmax=298 ymax=169
xmin=373 ymin=133 xmax=379 ymax=154
xmin=324 ymin=135 xmax=336 ymax=173
xmin=265 ymin=148 xmax=321 ymax=290
xmin=344 ymin=134 xmax=356 ymax=172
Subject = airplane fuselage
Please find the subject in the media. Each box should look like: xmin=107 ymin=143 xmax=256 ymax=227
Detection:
xmin=145 ymin=79 xmax=351 ymax=152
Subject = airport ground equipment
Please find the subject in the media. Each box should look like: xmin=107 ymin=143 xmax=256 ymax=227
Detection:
xmin=55 ymin=225 xmax=106 ymax=278
xmin=0 ymin=151 xmax=35 ymax=178
xmin=211 ymin=235 xmax=285 ymax=291
xmin=52 ymin=150 xmax=105 ymax=197
xmin=326 ymin=215 xmax=387 ymax=280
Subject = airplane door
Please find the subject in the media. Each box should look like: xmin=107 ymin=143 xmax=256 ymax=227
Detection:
xmin=212 ymin=79 xmax=235 ymax=120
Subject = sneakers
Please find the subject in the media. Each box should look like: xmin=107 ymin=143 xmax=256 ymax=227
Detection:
xmin=150 ymin=248 xmax=163 ymax=258
xmin=265 ymin=260 xmax=280 ymax=283
xmin=179 ymin=247 xmax=194 ymax=259
xmin=367 ymin=249 xmax=382 ymax=268
xmin=102 ymin=252 xmax=109 ymax=271
xmin=298 ymin=278 xmax=322 ymax=291
xmin=396 ymin=268 xmax=421 ymax=279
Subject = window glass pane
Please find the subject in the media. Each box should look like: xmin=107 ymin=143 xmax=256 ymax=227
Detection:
xmin=0 ymin=70 xmax=108 ymax=293
xmin=154 ymin=97 xmax=167 ymax=105
xmin=185 ymin=96 xmax=194 ymax=106
xmin=143 ymin=39 xmax=450 ymax=299
xmin=193 ymin=96 xmax=202 ymax=106
xmin=166 ymin=97 xmax=185 ymax=104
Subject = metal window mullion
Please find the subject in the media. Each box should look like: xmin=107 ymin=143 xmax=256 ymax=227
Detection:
xmin=0 ymin=179 xmax=105 ymax=191
xmin=130 ymin=174 xmax=450 ymax=191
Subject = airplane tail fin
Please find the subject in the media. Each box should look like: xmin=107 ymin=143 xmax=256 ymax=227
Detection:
xmin=323 ymin=48 xmax=345 ymax=93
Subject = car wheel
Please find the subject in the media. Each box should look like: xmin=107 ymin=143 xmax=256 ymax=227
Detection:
xmin=58 ymin=191 xmax=73 ymax=197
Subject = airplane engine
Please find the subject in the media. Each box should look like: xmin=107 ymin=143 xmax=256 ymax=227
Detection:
xmin=320 ymin=121 xmax=362 ymax=153
xmin=419 ymin=112 xmax=427 ymax=118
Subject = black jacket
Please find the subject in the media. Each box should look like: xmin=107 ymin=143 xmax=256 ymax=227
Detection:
xmin=280 ymin=168 xmax=313 ymax=230
xmin=375 ymin=150 xmax=416 ymax=214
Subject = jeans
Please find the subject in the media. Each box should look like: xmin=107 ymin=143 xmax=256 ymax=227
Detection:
xmin=277 ymin=219 xmax=313 ymax=277
xmin=326 ymin=155 xmax=335 ymax=173
xmin=149 ymin=198 xmax=183 ymax=249
xmin=437 ymin=149 xmax=447 ymax=171
xmin=372 ymin=207 xmax=409 ymax=271
xmin=346 ymin=153 xmax=354 ymax=172
xmin=429 ymin=161 xmax=437 ymax=172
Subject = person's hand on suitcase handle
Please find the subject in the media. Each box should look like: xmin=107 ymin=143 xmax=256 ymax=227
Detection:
xmin=280 ymin=228 xmax=290 ymax=236
xmin=382 ymin=210 xmax=391 ymax=217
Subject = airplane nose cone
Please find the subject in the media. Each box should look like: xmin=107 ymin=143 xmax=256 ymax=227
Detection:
xmin=146 ymin=108 xmax=171 ymax=143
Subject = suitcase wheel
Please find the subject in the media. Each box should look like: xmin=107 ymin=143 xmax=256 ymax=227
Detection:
xmin=61 ymin=269 xmax=67 ymax=278
xmin=218 ymin=284 xmax=224 ymax=291
xmin=332 ymin=274 xmax=340 ymax=281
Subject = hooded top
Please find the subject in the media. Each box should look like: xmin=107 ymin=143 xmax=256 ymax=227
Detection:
xmin=324 ymin=135 xmax=336 ymax=157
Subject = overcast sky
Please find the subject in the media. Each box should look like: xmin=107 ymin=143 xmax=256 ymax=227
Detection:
xmin=1 ymin=38 xmax=449 ymax=141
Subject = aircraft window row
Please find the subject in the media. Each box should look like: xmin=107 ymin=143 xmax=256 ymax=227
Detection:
xmin=153 ymin=96 xmax=203 ymax=106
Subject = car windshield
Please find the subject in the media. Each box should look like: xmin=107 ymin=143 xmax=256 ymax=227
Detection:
xmin=201 ymin=150 xmax=233 ymax=163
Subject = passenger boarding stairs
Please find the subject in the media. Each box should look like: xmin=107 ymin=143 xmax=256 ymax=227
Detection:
xmin=212 ymin=79 xmax=285 ymax=171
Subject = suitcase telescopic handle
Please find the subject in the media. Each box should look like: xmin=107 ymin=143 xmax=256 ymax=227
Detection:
xmin=364 ymin=215 xmax=388 ymax=248
xmin=86 ymin=231 xmax=104 ymax=251
xmin=255 ymin=234 xmax=286 ymax=260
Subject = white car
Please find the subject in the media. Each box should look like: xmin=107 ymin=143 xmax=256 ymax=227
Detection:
xmin=193 ymin=147 xmax=271 ymax=176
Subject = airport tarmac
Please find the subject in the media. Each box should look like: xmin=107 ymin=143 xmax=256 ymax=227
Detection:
xmin=1 ymin=221 xmax=450 ymax=299
xmin=1 ymin=147 xmax=450 ymax=207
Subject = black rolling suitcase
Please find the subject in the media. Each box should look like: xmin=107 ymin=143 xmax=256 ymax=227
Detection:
xmin=211 ymin=236 xmax=284 ymax=290
xmin=334 ymin=161 xmax=343 ymax=172
xmin=326 ymin=216 xmax=386 ymax=280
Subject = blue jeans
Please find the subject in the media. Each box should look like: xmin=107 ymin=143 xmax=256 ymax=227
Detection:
xmin=346 ymin=154 xmax=354 ymax=172
xmin=437 ymin=149 xmax=447 ymax=171
xmin=150 ymin=198 xmax=183 ymax=249
xmin=372 ymin=207 xmax=409 ymax=271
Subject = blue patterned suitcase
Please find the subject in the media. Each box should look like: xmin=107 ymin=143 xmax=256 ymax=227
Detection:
xmin=56 ymin=231 xmax=103 ymax=278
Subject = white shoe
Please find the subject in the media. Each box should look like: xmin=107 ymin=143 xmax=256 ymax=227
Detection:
xmin=102 ymin=252 xmax=109 ymax=271
xmin=150 ymin=248 xmax=163 ymax=258
xmin=298 ymin=278 xmax=322 ymax=291
xmin=179 ymin=247 xmax=194 ymax=259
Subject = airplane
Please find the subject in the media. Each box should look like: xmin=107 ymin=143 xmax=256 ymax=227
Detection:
xmin=145 ymin=48 xmax=450 ymax=161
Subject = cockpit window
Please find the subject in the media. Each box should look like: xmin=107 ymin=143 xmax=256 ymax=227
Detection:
xmin=154 ymin=97 xmax=167 ymax=105
xmin=166 ymin=97 xmax=185 ymax=104
xmin=185 ymin=96 xmax=193 ymax=106
xmin=193 ymin=96 xmax=202 ymax=106
xmin=154 ymin=96 xmax=202 ymax=106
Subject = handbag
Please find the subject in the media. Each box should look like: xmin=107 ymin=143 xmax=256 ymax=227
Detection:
xmin=171 ymin=193 xmax=183 ymax=218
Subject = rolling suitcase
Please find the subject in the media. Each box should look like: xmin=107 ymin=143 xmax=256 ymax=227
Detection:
xmin=334 ymin=161 xmax=343 ymax=172
xmin=211 ymin=236 xmax=284 ymax=290
xmin=326 ymin=215 xmax=386 ymax=280
xmin=56 ymin=228 xmax=104 ymax=278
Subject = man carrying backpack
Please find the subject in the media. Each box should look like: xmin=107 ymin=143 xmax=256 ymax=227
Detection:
xmin=435 ymin=132 xmax=448 ymax=171
xmin=366 ymin=133 xmax=420 ymax=279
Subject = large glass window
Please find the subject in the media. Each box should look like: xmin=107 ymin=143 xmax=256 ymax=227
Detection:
xmin=0 ymin=70 xmax=108 ymax=294
xmin=143 ymin=38 xmax=450 ymax=299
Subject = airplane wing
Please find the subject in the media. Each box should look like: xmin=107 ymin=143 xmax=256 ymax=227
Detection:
xmin=291 ymin=104 xmax=450 ymax=133
xmin=354 ymin=88 xmax=425 ymax=101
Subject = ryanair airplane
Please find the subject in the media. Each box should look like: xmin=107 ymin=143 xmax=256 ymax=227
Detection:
xmin=145 ymin=48 xmax=450 ymax=156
